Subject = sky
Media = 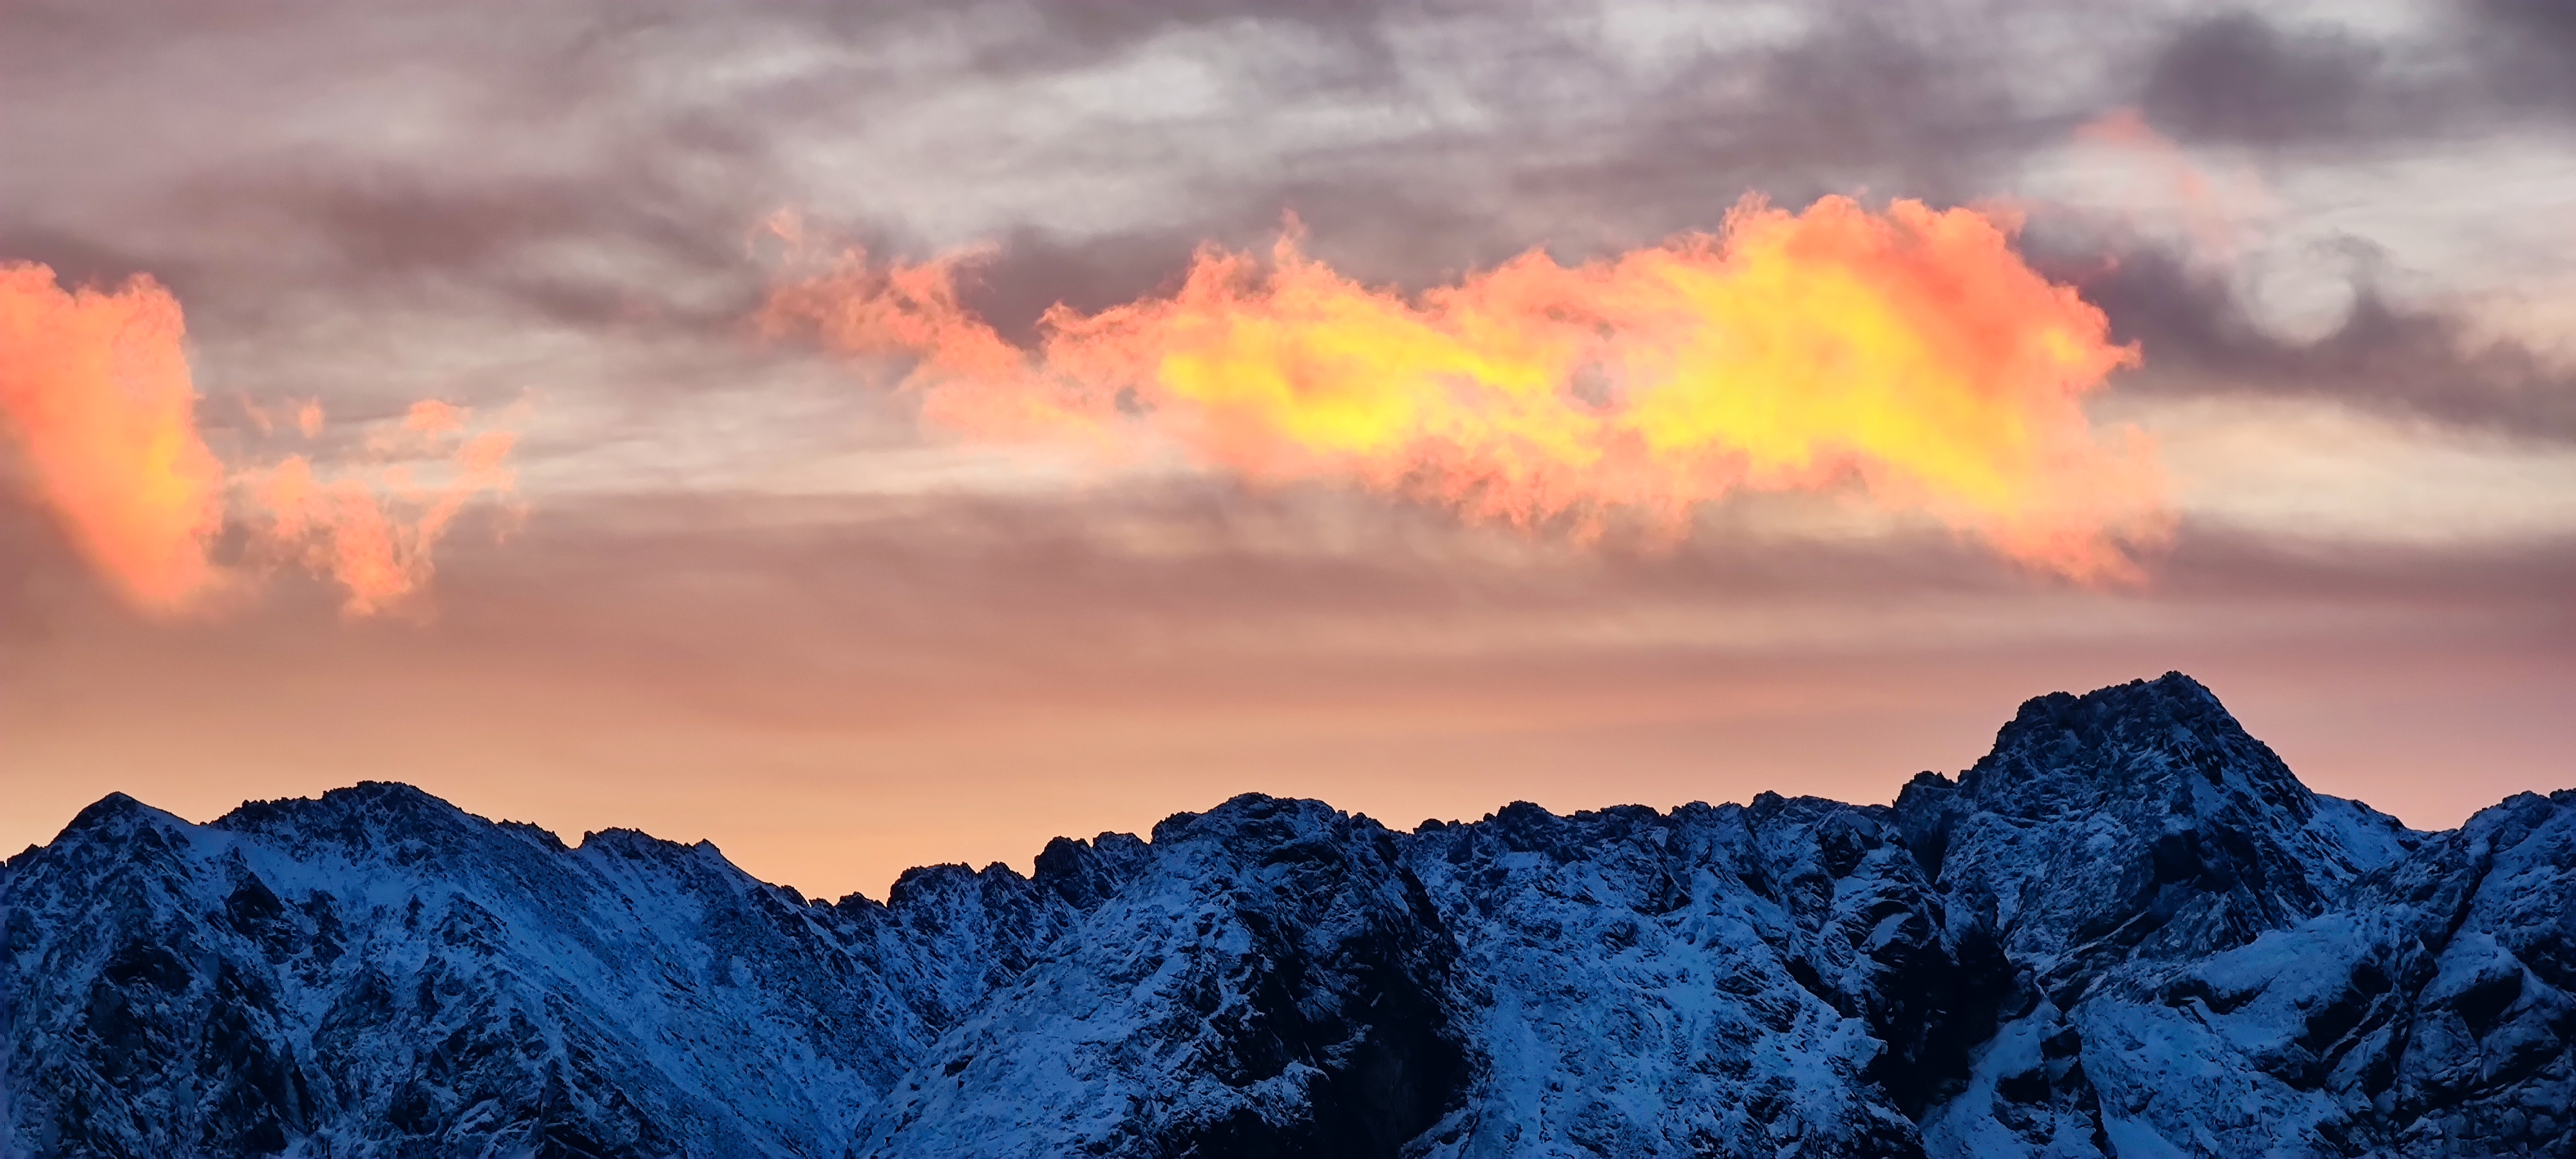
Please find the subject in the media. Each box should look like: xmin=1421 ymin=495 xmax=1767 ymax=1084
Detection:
xmin=3 ymin=0 xmax=2571 ymax=899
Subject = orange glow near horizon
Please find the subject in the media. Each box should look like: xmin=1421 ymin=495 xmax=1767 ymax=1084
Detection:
xmin=0 ymin=261 xmax=518 ymax=617
xmin=766 ymin=196 xmax=2170 ymax=580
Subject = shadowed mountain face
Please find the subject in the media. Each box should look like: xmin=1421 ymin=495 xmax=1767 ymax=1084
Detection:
xmin=3 ymin=674 xmax=2569 ymax=1158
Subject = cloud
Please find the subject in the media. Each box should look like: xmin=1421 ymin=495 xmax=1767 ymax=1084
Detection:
xmin=2465 ymin=0 xmax=2576 ymax=113
xmin=974 ymin=0 xmax=1396 ymax=77
xmin=0 ymin=264 xmax=224 ymax=612
xmin=0 ymin=262 xmax=522 ymax=617
xmin=5 ymin=0 xmax=2568 ymax=584
xmin=2123 ymin=6 xmax=2576 ymax=149
xmin=2083 ymin=247 xmax=2576 ymax=441
xmin=894 ymin=5 xmax=2064 ymax=277
xmin=2138 ymin=14 xmax=2385 ymax=145
xmin=251 ymin=400 xmax=521 ymax=617
xmin=767 ymin=198 xmax=2169 ymax=580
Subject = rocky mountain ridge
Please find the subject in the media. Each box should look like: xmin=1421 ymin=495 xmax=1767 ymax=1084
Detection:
xmin=4 ymin=673 xmax=2569 ymax=1157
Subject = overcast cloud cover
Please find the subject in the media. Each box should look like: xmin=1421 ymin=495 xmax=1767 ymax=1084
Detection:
xmin=4 ymin=0 xmax=2571 ymax=894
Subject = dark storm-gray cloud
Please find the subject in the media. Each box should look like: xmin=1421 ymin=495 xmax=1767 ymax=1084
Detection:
xmin=2467 ymin=0 xmax=2576 ymax=112
xmin=0 ymin=0 xmax=2050 ymax=291
xmin=4 ymin=0 xmax=2568 ymax=442
xmin=2138 ymin=14 xmax=2389 ymax=144
xmin=2078 ymin=247 xmax=2576 ymax=441
xmin=2128 ymin=4 xmax=2576 ymax=148
xmin=828 ymin=3 xmax=2088 ymax=328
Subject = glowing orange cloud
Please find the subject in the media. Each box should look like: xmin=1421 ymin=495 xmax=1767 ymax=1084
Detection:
xmin=252 ymin=402 xmax=518 ymax=617
xmin=766 ymin=197 xmax=2168 ymax=579
xmin=0 ymin=263 xmax=226 ymax=612
xmin=0 ymin=261 xmax=518 ymax=617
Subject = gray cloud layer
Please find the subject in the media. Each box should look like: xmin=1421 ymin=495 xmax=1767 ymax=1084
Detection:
xmin=12 ymin=1 xmax=2567 ymax=438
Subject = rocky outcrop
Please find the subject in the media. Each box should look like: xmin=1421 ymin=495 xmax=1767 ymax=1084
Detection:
xmin=4 ymin=674 xmax=2567 ymax=1157
xmin=1 ymin=784 xmax=1105 ymax=1158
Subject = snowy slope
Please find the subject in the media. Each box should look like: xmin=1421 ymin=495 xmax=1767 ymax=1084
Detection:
xmin=858 ymin=796 xmax=1469 ymax=1158
xmin=0 ymin=784 xmax=1122 ymax=1157
xmin=1392 ymin=795 xmax=1967 ymax=1158
xmin=5 ymin=674 xmax=2568 ymax=1158
xmin=2030 ymin=789 xmax=2575 ymax=1158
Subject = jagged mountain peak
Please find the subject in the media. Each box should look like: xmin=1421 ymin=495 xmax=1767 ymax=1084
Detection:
xmin=861 ymin=793 xmax=1469 ymax=1159
xmin=2012 ymin=669 xmax=2224 ymax=719
xmin=885 ymin=861 xmax=1028 ymax=910
xmin=1029 ymin=831 xmax=1151 ymax=910
xmin=2461 ymin=787 xmax=2576 ymax=849
xmin=573 ymin=825 xmax=735 ymax=870
xmin=1146 ymin=791 xmax=1359 ymax=846
xmin=44 ymin=791 xmax=188 ymax=843
xmin=10 ymin=793 xmax=200 ymax=883
xmin=1961 ymin=671 xmax=2311 ymax=822
xmin=1895 ymin=674 xmax=2420 ymax=989
xmin=6 ymin=673 xmax=2564 ymax=1159
xmin=209 ymin=780 xmax=486 ymax=847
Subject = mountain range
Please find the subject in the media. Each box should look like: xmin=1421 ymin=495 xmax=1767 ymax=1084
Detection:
xmin=3 ymin=673 xmax=2569 ymax=1157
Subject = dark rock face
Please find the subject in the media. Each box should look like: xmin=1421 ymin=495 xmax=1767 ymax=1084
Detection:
xmin=1 ymin=784 xmax=1106 ymax=1158
xmin=3 ymin=673 xmax=2568 ymax=1157
xmin=857 ymin=797 xmax=1474 ymax=1158
xmin=2126 ymin=788 xmax=2576 ymax=1158
xmin=1897 ymin=674 xmax=2407 ymax=974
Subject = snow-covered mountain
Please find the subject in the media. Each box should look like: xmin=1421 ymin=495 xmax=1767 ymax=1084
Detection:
xmin=4 ymin=674 xmax=2568 ymax=1157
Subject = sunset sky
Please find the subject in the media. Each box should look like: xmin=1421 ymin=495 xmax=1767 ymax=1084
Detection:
xmin=5 ymin=0 xmax=2572 ymax=898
